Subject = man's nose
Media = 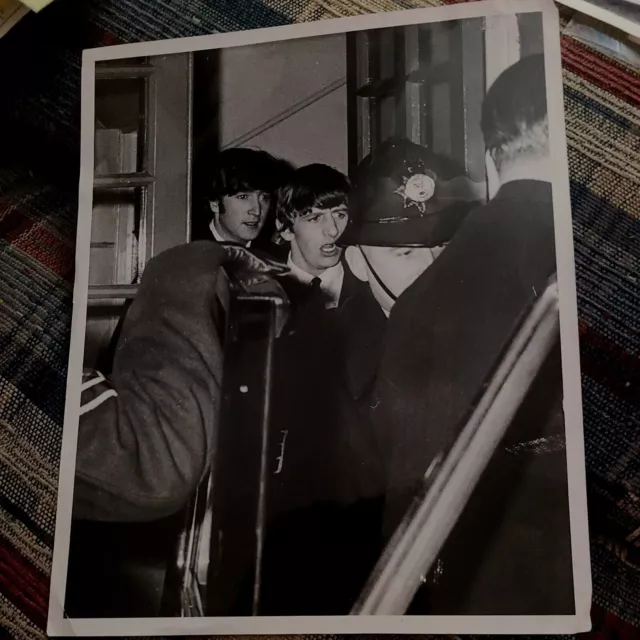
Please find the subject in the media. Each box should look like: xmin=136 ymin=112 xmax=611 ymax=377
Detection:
xmin=248 ymin=194 xmax=262 ymax=216
xmin=324 ymin=216 xmax=339 ymax=238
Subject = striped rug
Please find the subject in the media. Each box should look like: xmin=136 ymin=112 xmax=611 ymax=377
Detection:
xmin=0 ymin=0 xmax=639 ymax=638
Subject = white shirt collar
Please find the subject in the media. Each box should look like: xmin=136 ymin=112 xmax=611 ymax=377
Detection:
xmin=286 ymin=253 xmax=345 ymax=309
xmin=209 ymin=219 xmax=251 ymax=247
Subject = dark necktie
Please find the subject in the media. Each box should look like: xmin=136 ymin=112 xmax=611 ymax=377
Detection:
xmin=307 ymin=277 xmax=325 ymax=309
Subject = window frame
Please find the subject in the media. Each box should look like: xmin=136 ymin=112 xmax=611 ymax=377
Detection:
xmin=347 ymin=21 xmax=487 ymax=183
xmin=88 ymin=53 xmax=194 ymax=304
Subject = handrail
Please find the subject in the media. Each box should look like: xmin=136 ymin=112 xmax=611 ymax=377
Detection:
xmin=352 ymin=276 xmax=561 ymax=615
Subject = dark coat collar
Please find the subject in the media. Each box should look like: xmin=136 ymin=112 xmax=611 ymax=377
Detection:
xmin=493 ymin=179 xmax=552 ymax=203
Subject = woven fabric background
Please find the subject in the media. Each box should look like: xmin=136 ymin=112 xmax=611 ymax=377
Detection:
xmin=0 ymin=0 xmax=638 ymax=638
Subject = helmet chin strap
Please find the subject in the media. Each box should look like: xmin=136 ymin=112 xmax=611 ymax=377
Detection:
xmin=359 ymin=248 xmax=398 ymax=302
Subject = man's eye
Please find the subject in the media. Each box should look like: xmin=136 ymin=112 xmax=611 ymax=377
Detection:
xmin=334 ymin=211 xmax=348 ymax=220
xmin=236 ymin=193 xmax=249 ymax=200
xmin=308 ymin=215 xmax=322 ymax=223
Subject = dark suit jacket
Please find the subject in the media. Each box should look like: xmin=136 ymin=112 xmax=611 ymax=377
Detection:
xmin=270 ymin=263 xmax=389 ymax=512
xmin=259 ymin=264 xmax=387 ymax=615
xmin=371 ymin=180 xmax=575 ymax=614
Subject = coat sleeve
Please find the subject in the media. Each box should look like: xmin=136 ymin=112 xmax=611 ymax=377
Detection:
xmin=72 ymin=241 xmax=226 ymax=522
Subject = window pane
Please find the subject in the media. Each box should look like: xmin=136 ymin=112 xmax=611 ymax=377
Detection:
xmin=419 ymin=22 xmax=450 ymax=67
xmin=430 ymin=82 xmax=451 ymax=156
xmin=379 ymin=28 xmax=395 ymax=81
xmin=357 ymin=96 xmax=372 ymax=161
xmin=380 ymin=95 xmax=396 ymax=142
xmin=370 ymin=98 xmax=381 ymax=151
xmin=367 ymin=30 xmax=381 ymax=84
xmin=90 ymin=187 xmax=142 ymax=286
xmin=405 ymin=81 xmax=421 ymax=143
xmin=94 ymin=78 xmax=145 ymax=175
xmin=431 ymin=24 xmax=451 ymax=66
xmin=355 ymin=32 xmax=372 ymax=87
xmin=404 ymin=26 xmax=420 ymax=75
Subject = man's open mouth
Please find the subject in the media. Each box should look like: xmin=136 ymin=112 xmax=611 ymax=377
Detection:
xmin=320 ymin=244 xmax=340 ymax=256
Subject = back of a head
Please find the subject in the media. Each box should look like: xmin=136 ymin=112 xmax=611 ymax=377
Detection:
xmin=481 ymin=54 xmax=549 ymax=173
xmin=276 ymin=163 xmax=349 ymax=230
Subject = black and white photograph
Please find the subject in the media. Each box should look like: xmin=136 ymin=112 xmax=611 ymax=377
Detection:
xmin=48 ymin=0 xmax=591 ymax=635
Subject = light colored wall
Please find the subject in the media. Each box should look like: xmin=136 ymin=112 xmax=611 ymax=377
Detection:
xmin=218 ymin=33 xmax=348 ymax=174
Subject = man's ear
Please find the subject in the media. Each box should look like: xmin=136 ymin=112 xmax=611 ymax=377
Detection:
xmin=209 ymin=200 xmax=220 ymax=216
xmin=345 ymin=246 xmax=368 ymax=282
xmin=276 ymin=219 xmax=294 ymax=242
xmin=485 ymin=150 xmax=500 ymax=200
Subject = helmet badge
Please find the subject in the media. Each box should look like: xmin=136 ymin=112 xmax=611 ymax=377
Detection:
xmin=394 ymin=173 xmax=436 ymax=214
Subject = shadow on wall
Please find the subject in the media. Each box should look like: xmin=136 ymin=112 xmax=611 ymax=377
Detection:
xmin=215 ymin=34 xmax=348 ymax=174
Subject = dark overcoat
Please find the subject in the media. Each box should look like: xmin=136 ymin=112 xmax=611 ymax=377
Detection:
xmin=74 ymin=241 xmax=226 ymax=521
xmin=371 ymin=180 xmax=575 ymax=614
xmin=67 ymin=241 xmax=227 ymax=617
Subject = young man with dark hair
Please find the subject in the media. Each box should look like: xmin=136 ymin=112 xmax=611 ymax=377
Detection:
xmin=257 ymin=164 xmax=386 ymax=615
xmin=274 ymin=163 xmax=351 ymax=308
xmin=345 ymin=55 xmax=573 ymax=615
xmin=202 ymin=147 xmax=293 ymax=246
xmin=101 ymin=148 xmax=292 ymax=373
